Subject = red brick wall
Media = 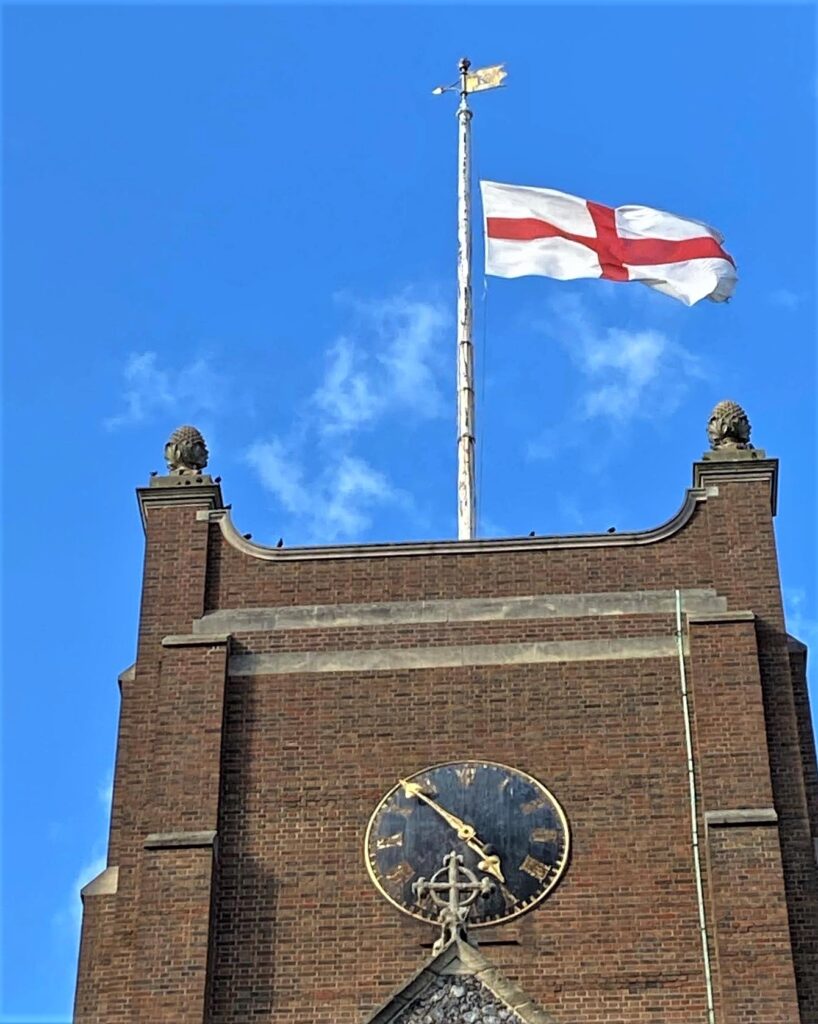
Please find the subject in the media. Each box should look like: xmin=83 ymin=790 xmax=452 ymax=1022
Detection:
xmin=74 ymin=463 xmax=818 ymax=1023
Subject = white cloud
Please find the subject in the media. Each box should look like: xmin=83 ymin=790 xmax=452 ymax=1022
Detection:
xmin=551 ymin=292 xmax=702 ymax=423
xmin=245 ymin=440 xmax=400 ymax=543
xmin=581 ymin=327 xmax=682 ymax=420
xmin=784 ymin=587 xmax=818 ymax=647
xmin=244 ymin=290 xmax=447 ymax=543
xmin=105 ymin=351 xmax=220 ymax=430
xmin=323 ymin=455 xmax=398 ymax=538
xmin=768 ymin=288 xmax=801 ymax=311
xmin=314 ymin=294 xmax=449 ymax=435
xmin=314 ymin=337 xmax=382 ymax=433
xmin=245 ymin=439 xmax=310 ymax=516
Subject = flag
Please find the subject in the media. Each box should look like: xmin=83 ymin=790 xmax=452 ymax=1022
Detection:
xmin=480 ymin=180 xmax=736 ymax=306
xmin=465 ymin=64 xmax=507 ymax=93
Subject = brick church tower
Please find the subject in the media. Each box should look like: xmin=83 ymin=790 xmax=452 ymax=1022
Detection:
xmin=74 ymin=405 xmax=818 ymax=1023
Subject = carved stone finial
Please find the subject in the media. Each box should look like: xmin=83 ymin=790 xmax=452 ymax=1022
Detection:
xmin=413 ymin=851 xmax=494 ymax=954
xmin=164 ymin=425 xmax=209 ymax=474
xmin=707 ymin=400 xmax=752 ymax=451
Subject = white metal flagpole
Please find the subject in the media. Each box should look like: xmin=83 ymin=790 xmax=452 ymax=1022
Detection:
xmin=433 ymin=58 xmax=506 ymax=540
xmin=455 ymin=57 xmax=476 ymax=541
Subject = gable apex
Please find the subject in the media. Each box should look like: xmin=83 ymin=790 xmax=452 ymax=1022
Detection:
xmin=363 ymin=938 xmax=559 ymax=1024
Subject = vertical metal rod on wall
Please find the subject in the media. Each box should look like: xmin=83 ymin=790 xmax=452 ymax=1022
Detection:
xmin=675 ymin=588 xmax=717 ymax=1023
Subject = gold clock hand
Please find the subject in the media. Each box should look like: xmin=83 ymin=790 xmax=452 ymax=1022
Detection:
xmin=399 ymin=779 xmax=506 ymax=883
xmin=465 ymin=838 xmax=506 ymax=884
xmin=400 ymin=779 xmax=475 ymax=839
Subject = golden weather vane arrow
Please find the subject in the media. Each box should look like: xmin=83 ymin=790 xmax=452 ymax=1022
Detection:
xmin=432 ymin=59 xmax=507 ymax=541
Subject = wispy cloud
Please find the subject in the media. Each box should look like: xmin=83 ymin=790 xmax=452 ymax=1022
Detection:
xmin=558 ymin=293 xmax=701 ymax=421
xmin=314 ymin=337 xmax=381 ymax=434
xmin=784 ymin=587 xmax=818 ymax=647
xmin=314 ymin=294 xmax=448 ymax=434
xmin=768 ymin=288 xmax=802 ymax=311
xmin=245 ymin=441 xmax=400 ymax=543
xmin=244 ymin=290 xmax=448 ymax=544
xmin=528 ymin=292 xmax=703 ymax=459
xmin=105 ymin=351 xmax=220 ymax=430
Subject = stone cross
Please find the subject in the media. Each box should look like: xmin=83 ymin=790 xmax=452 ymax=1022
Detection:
xmin=413 ymin=851 xmax=495 ymax=953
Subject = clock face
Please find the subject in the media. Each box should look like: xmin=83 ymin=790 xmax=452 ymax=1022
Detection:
xmin=365 ymin=761 xmax=569 ymax=927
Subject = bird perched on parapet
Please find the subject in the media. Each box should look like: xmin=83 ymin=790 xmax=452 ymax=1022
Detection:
xmin=607 ymin=527 xmax=616 ymax=534
xmin=243 ymin=533 xmax=252 ymax=540
xmin=276 ymin=538 xmax=284 ymax=548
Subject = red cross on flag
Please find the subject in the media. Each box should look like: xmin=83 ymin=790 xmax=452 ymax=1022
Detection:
xmin=480 ymin=180 xmax=736 ymax=306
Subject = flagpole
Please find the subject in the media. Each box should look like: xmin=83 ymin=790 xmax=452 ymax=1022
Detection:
xmin=456 ymin=57 xmax=476 ymax=541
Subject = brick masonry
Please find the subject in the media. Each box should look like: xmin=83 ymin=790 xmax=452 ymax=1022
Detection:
xmin=73 ymin=454 xmax=818 ymax=1023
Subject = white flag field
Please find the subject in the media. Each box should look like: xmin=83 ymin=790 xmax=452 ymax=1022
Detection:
xmin=480 ymin=180 xmax=737 ymax=306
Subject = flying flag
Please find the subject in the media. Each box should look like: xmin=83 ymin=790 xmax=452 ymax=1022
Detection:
xmin=480 ymin=180 xmax=736 ymax=306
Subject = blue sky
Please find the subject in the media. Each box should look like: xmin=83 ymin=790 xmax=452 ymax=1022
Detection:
xmin=2 ymin=3 xmax=816 ymax=1019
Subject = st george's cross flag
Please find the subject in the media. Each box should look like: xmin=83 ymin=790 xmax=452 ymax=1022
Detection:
xmin=480 ymin=180 xmax=737 ymax=306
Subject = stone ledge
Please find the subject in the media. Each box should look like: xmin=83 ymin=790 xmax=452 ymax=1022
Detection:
xmin=144 ymin=829 xmax=217 ymax=849
xmin=161 ymin=633 xmax=231 ymax=648
xmin=118 ymin=663 xmax=135 ymax=687
xmin=705 ymin=808 xmax=778 ymax=828
xmin=81 ymin=865 xmax=118 ymax=899
xmin=230 ymin=635 xmax=685 ymax=677
xmin=687 ymin=610 xmax=756 ymax=625
xmin=196 ymin=588 xmax=726 ymax=634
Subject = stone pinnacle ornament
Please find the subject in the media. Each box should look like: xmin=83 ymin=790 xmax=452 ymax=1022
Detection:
xmin=706 ymin=400 xmax=752 ymax=451
xmin=164 ymin=425 xmax=209 ymax=474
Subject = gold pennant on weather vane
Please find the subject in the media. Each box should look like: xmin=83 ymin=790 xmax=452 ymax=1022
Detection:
xmin=465 ymin=63 xmax=507 ymax=93
xmin=431 ymin=63 xmax=507 ymax=96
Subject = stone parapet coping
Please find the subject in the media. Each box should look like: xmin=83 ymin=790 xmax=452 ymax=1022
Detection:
xmin=136 ymin=479 xmax=223 ymax=530
xmin=199 ymin=485 xmax=712 ymax=562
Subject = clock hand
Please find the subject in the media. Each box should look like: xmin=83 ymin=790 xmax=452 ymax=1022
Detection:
xmin=400 ymin=780 xmax=475 ymax=838
xmin=399 ymin=779 xmax=506 ymax=883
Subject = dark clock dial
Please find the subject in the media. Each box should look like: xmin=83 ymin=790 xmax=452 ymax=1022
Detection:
xmin=365 ymin=760 xmax=569 ymax=927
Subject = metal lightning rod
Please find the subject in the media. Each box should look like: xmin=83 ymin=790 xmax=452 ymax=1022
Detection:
xmin=434 ymin=58 xmax=506 ymax=540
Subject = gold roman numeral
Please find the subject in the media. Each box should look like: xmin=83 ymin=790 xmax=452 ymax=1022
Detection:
xmin=522 ymin=796 xmax=547 ymax=815
xmin=498 ymin=776 xmax=510 ymax=792
xmin=454 ymin=764 xmax=477 ymax=787
xmin=376 ymin=832 xmax=404 ymax=850
xmin=520 ymin=855 xmax=551 ymax=882
xmin=384 ymin=860 xmax=414 ymax=885
xmin=530 ymin=827 xmax=558 ymax=844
